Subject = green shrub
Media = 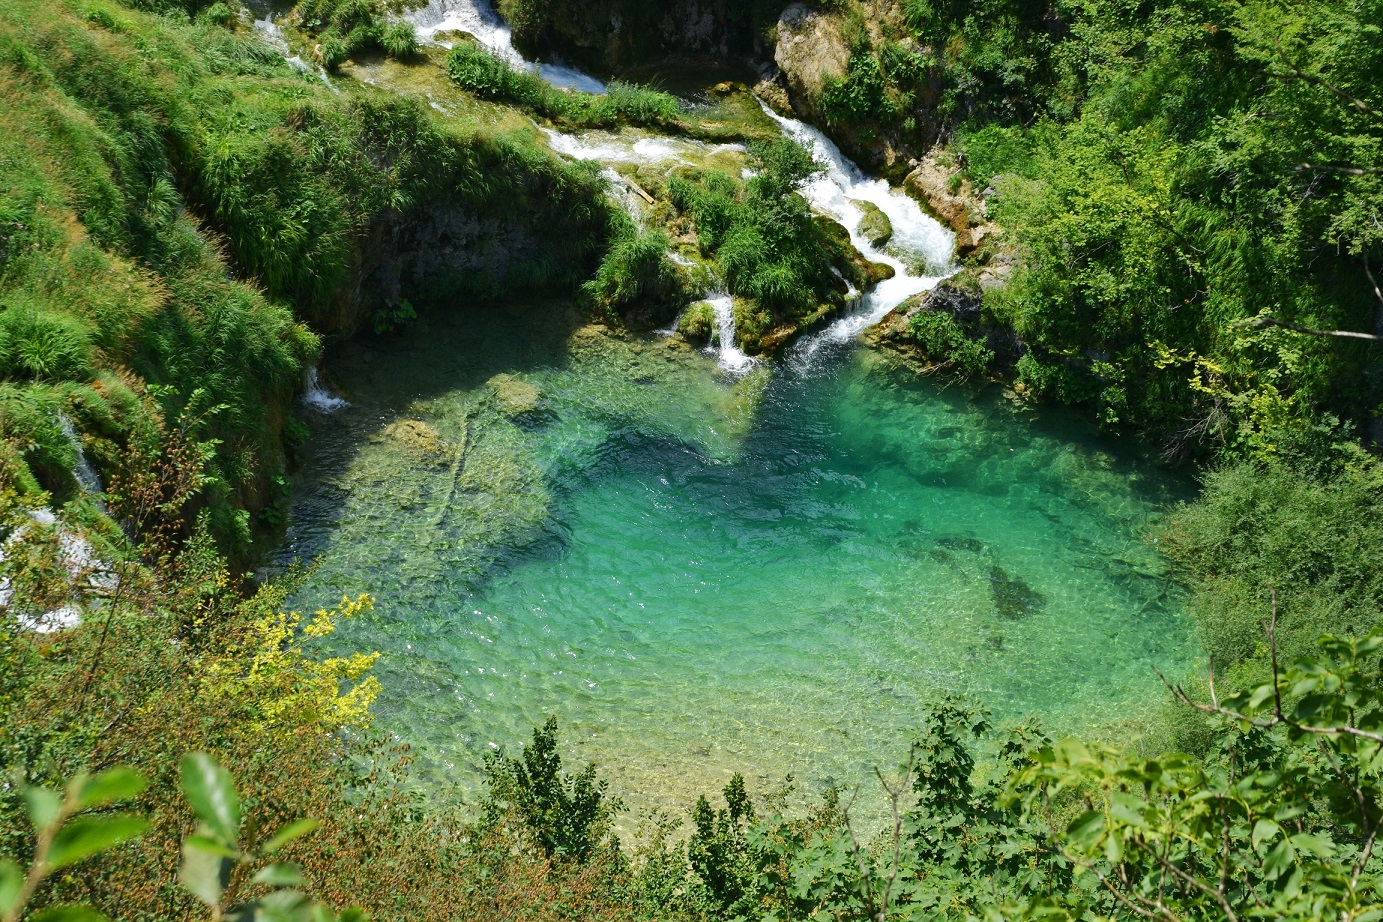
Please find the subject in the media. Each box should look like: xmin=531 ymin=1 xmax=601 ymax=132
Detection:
xmin=582 ymin=216 xmax=686 ymax=322
xmin=1159 ymin=459 xmax=1383 ymax=687
xmin=379 ymin=20 xmax=419 ymax=59
xmin=196 ymin=1 xmax=231 ymax=26
xmin=960 ymin=123 xmax=1036 ymax=186
xmin=820 ymin=50 xmax=896 ymax=131
xmin=482 ymin=716 xmax=622 ymax=861
xmin=907 ymin=309 xmax=993 ymax=378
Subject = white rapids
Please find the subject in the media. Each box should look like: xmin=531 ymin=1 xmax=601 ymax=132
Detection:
xmin=758 ymin=102 xmax=955 ymax=365
xmin=405 ymin=0 xmax=607 ymax=94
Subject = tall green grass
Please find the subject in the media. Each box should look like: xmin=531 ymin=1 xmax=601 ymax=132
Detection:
xmin=445 ymin=42 xmax=681 ymax=130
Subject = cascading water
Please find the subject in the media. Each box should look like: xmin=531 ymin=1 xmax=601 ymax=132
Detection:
xmin=757 ymin=102 xmax=956 ymax=365
xmin=57 ymin=413 xmax=105 ymax=507
xmin=704 ymin=293 xmax=755 ymax=373
xmin=405 ymin=0 xmax=606 ymax=94
xmin=302 ymin=366 xmax=349 ymax=413
xmin=664 ymin=252 xmax=756 ymax=373
xmin=250 ymin=13 xmax=337 ymax=90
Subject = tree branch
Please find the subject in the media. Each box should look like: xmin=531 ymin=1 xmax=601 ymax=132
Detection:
xmin=1233 ymin=315 xmax=1383 ymax=342
xmin=1297 ymin=163 xmax=1383 ymax=177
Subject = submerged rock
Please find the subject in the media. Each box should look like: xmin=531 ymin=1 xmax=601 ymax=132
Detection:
xmin=487 ymin=373 xmax=542 ymax=416
xmin=373 ymin=419 xmax=450 ymax=458
xmin=937 ymin=535 xmax=984 ymax=553
xmin=989 ymin=565 xmax=1046 ymax=620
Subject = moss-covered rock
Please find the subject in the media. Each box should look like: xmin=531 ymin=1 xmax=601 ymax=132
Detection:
xmin=853 ymin=199 xmax=893 ymax=247
xmin=677 ymin=301 xmax=716 ymax=345
xmin=372 ymin=419 xmax=450 ymax=459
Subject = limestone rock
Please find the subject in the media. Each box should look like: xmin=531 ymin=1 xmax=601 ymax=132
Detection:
xmin=774 ymin=3 xmax=850 ymax=123
xmin=852 ymin=198 xmax=894 ymax=247
xmin=903 ymin=155 xmax=1002 ymax=259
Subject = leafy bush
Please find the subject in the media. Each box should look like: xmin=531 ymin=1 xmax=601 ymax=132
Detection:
xmin=960 ymin=123 xmax=1037 ymax=186
xmin=665 ymin=139 xmax=851 ymax=335
xmin=581 ymin=214 xmax=686 ymax=322
xmin=379 ymin=20 xmax=419 ymax=58
xmin=907 ymin=309 xmax=993 ymax=378
xmin=482 ymin=716 xmax=622 ymax=861
xmin=1159 ymin=459 xmax=1383 ymax=687
xmin=820 ymin=50 xmax=896 ymax=132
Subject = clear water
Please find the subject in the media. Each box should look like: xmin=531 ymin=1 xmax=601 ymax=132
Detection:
xmin=276 ymin=300 xmax=1193 ymax=822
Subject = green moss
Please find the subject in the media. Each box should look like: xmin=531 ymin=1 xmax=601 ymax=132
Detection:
xmin=676 ymin=301 xmax=715 ymax=344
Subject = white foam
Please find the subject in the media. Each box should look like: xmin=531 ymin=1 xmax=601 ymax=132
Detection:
xmin=406 ymin=0 xmax=607 ymax=94
xmin=302 ymin=367 xmax=349 ymax=413
xmin=756 ymin=101 xmax=955 ymax=366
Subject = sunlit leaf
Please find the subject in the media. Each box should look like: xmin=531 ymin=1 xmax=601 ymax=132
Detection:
xmin=0 ymin=858 xmax=23 ymax=916
xmin=261 ymin=819 xmax=321 ymax=856
xmin=24 ymin=787 xmax=62 ymax=832
xmin=74 ymin=768 xmax=146 ymax=811
xmin=48 ymin=815 xmax=149 ymax=870
xmin=253 ymin=862 xmax=306 ymax=887
xmin=180 ymin=753 xmax=240 ymax=845
xmin=30 ymin=904 xmax=108 ymax=922
xmin=180 ymin=837 xmax=231 ymax=908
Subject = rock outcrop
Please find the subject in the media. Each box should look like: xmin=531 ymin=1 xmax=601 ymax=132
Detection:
xmin=903 ymin=155 xmax=999 ymax=260
xmin=772 ymin=3 xmax=850 ymax=125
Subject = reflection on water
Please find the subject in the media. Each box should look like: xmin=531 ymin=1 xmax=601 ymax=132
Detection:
xmin=276 ymin=300 xmax=1192 ymax=824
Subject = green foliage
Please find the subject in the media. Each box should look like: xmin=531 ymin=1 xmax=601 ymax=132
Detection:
xmin=378 ymin=20 xmax=419 ymax=59
xmin=0 ymin=768 xmax=147 ymax=922
xmin=907 ymin=310 xmax=993 ymax=378
xmin=581 ymin=215 xmax=686 ymax=323
xmin=959 ymin=123 xmax=1037 ymax=186
xmin=483 ymin=717 xmax=622 ymax=862
xmin=297 ymin=0 xmax=419 ymax=68
xmin=0 ymin=309 xmax=94 ymax=384
xmin=1160 ymin=458 xmax=1383 ymax=689
xmin=687 ymin=775 xmax=757 ymax=916
xmin=177 ymin=753 xmax=360 ymax=921
xmin=821 ymin=50 xmax=896 ymax=132
xmin=666 ymin=139 xmax=851 ymax=335
xmin=984 ymin=0 xmax=1383 ymax=459
xmin=1015 ymin=629 xmax=1383 ymax=921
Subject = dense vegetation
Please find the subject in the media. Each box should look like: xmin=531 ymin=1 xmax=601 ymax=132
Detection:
xmin=3 ymin=0 xmax=1383 ymax=919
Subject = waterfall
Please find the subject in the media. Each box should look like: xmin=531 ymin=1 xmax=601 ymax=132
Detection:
xmin=704 ymin=293 xmax=756 ymax=373
xmin=664 ymin=253 xmax=756 ymax=373
xmin=57 ymin=413 xmax=106 ymax=509
xmin=756 ymin=101 xmax=956 ymax=365
xmin=252 ymin=15 xmax=338 ymax=91
xmin=302 ymin=366 xmax=350 ymax=413
xmin=405 ymin=0 xmax=607 ymax=94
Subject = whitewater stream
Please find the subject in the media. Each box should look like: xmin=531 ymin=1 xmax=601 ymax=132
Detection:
xmin=276 ymin=0 xmax=1195 ymax=826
